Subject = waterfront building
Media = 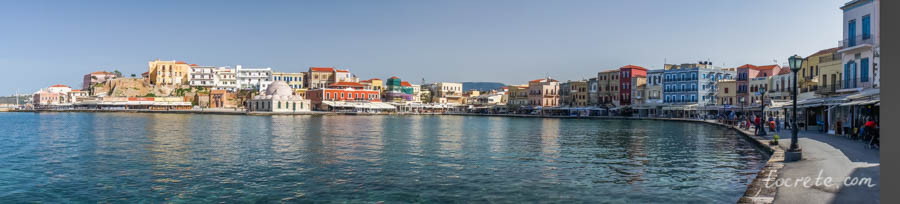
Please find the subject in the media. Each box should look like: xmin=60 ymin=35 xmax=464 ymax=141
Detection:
xmin=189 ymin=65 xmax=217 ymax=88
xmin=212 ymin=67 xmax=238 ymax=92
xmin=749 ymin=76 xmax=771 ymax=106
xmin=334 ymin=69 xmax=357 ymax=83
xmin=587 ymin=77 xmax=599 ymax=107
xmin=734 ymin=64 xmax=777 ymax=106
xmin=75 ymin=96 xmax=192 ymax=110
xmin=473 ymin=92 xmax=506 ymax=106
xmin=506 ymin=85 xmax=529 ymax=108
xmin=839 ymin=0 xmax=880 ymax=90
xmin=305 ymin=82 xmax=382 ymax=109
xmin=559 ymin=81 xmax=571 ymax=106
xmin=570 ymin=80 xmax=589 ymax=107
xmin=663 ymin=62 xmax=735 ymax=106
xmin=148 ymin=59 xmax=190 ymax=86
xmin=768 ymin=68 xmax=794 ymax=101
xmin=618 ymin=65 xmax=647 ymax=106
xmin=815 ymin=50 xmax=846 ymax=97
xmin=597 ymin=70 xmax=620 ymax=107
xmin=527 ymin=77 xmax=559 ymax=107
xmin=305 ymin=67 xmax=356 ymax=89
xmin=32 ymin=85 xmax=71 ymax=106
xmin=208 ymin=89 xmax=237 ymax=108
xmin=630 ymin=76 xmax=647 ymax=106
xmin=247 ymin=81 xmax=311 ymax=112
xmin=384 ymin=77 xmax=416 ymax=102
xmin=272 ymin=72 xmax=306 ymax=93
xmin=236 ymin=65 xmax=273 ymax=92
xmin=82 ymin=71 xmax=118 ymax=93
xmin=359 ymin=78 xmax=383 ymax=92
xmin=67 ymin=89 xmax=89 ymax=103
xmin=425 ymin=82 xmax=463 ymax=104
xmin=716 ymin=79 xmax=737 ymax=105
xmin=645 ymin=69 xmax=665 ymax=105
xmin=798 ymin=47 xmax=841 ymax=94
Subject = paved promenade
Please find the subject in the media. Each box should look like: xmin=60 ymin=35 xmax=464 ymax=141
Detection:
xmin=738 ymin=126 xmax=880 ymax=203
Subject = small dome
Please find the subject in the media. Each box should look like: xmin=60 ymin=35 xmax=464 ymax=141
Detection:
xmin=265 ymin=81 xmax=293 ymax=96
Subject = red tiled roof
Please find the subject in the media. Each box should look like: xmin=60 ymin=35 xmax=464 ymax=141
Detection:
xmin=368 ymin=78 xmax=381 ymax=81
xmin=189 ymin=64 xmax=198 ymax=66
xmin=328 ymin=82 xmax=365 ymax=87
xmin=360 ymin=80 xmax=372 ymax=83
xmin=50 ymin=84 xmax=70 ymax=88
xmin=175 ymin=61 xmax=187 ymax=64
xmin=71 ymin=89 xmax=83 ymax=92
xmin=620 ymin=65 xmax=647 ymax=71
xmin=737 ymin=64 xmax=758 ymax=69
xmin=754 ymin=65 xmax=780 ymax=70
xmin=400 ymin=81 xmax=412 ymax=86
xmin=778 ymin=68 xmax=792 ymax=75
xmin=90 ymin=71 xmax=113 ymax=75
xmin=335 ymin=69 xmax=350 ymax=73
xmin=310 ymin=67 xmax=335 ymax=72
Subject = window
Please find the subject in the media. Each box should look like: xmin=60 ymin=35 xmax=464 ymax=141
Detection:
xmin=848 ymin=20 xmax=857 ymax=47
xmin=862 ymin=15 xmax=871 ymax=39
xmin=861 ymin=58 xmax=869 ymax=82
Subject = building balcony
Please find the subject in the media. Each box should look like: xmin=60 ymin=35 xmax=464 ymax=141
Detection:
xmin=839 ymin=34 xmax=875 ymax=53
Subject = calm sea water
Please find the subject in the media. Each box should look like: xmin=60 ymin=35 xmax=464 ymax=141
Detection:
xmin=0 ymin=112 xmax=765 ymax=203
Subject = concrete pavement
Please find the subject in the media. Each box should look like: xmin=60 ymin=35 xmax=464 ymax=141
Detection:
xmin=756 ymin=128 xmax=880 ymax=203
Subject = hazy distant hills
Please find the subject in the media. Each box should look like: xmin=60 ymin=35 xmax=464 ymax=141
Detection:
xmin=462 ymin=82 xmax=506 ymax=91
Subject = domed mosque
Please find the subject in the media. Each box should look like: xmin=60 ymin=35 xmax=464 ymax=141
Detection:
xmin=248 ymin=81 xmax=311 ymax=112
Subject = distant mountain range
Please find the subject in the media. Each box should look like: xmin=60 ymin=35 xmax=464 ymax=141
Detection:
xmin=462 ymin=82 xmax=506 ymax=91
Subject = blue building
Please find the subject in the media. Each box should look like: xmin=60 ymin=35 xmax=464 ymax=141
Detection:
xmin=662 ymin=62 xmax=734 ymax=106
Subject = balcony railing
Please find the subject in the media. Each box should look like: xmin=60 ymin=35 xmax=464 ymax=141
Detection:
xmin=817 ymin=77 xmax=876 ymax=92
xmin=818 ymin=53 xmax=840 ymax=63
xmin=840 ymin=34 xmax=875 ymax=48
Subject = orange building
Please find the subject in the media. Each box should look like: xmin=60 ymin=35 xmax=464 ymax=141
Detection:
xmin=305 ymin=82 xmax=381 ymax=109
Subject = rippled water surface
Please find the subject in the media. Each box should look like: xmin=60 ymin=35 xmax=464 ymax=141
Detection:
xmin=0 ymin=112 xmax=765 ymax=203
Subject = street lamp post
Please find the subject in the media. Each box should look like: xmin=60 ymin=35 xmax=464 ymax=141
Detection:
xmin=757 ymin=87 xmax=767 ymax=136
xmin=786 ymin=54 xmax=804 ymax=162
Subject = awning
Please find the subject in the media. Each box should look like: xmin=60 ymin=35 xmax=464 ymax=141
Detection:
xmin=840 ymin=99 xmax=880 ymax=107
xmin=322 ymin=101 xmax=396 ymax=109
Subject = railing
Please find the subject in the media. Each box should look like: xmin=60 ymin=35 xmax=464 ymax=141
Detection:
xmin=840 ymin=34 xmax=875 ymax=48
xmin=818 ymin=77 xmax=877 ymax=91
xmin=818 ymin=53 xmax=841 ymax=63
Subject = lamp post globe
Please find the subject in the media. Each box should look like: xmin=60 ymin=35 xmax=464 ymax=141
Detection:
xmin=786 ymin=54 xmax=803 ymax=161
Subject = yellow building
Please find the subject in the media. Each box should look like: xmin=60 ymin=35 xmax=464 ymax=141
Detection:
xmin=272 ymin=72 xmax=306 ymax=90
xmin=716 ymin=79 xmax=737 ymax=105
xmin=360 ymin=78 xmax=383 ymax=92
xmin=799 ymin=47 xmax=840 ymax=93
xmin=811 ymin=49 xmax=843 ymax=96
xmin=148 ymin=59 xmax=191 ymax=86
xmin=597 ymin=70 xmax=620 ymax=106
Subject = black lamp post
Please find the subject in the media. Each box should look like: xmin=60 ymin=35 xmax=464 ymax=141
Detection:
xmin=757 ymin=87 xmax=767 ymax=136
xmin=786 ymin=54 xmax=804 ymax=161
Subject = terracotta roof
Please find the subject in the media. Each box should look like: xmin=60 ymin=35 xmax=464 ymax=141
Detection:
xmin=620 ymin=65 xmax=647 ymax=71
xmin=90 ymin=71 xmax=113 ymax=75
xmin=335 ymin=69 xmax=350 ymax=73
xmin=737 ymin=64 xmax=758 ymax=69
xmin=807 ymin=47 xmax=841 ymax=57
xmin=368 ymin=78 xmax=381 ymax=81
xmin=400 ymin=81 xmax=412 ymax=86
xmin=360 ymin=80 xmax=372 ymax=83
xmin=310 ymin=67 xmax=335 ymax=72
xmin=328 ymin=82 xmax=365 ymax=87
xmin=778 ymin=68 xmax=792 ymax=75
xmin=71 ymin=89 xmax=84 ymax=92
xmin=754 ymin=65 xmax=780 ymax=70
xmin=175 ymin=61 xmax=187 ymax=64
xmin=189 ymin=64 xmax=198 ymax=66
xmin=50 ymin=84 xmax=70 ymax=88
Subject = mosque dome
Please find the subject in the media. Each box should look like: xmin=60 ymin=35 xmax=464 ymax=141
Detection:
xmin=265 ymin=81 xmax=293 ymax=96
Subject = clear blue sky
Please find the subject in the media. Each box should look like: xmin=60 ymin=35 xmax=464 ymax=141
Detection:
xmin=0 ymin=0 xmax=846 ymax=95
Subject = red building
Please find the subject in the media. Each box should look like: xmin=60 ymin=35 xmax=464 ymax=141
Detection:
xmin=618 ymin=65 xmax=648 ymax=105
xmin=306 ymin=82 xmax=382 ymax=108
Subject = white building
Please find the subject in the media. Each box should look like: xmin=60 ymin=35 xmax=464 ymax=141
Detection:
xmin=213 ymin=67 xmax=238 ymax=92
xmin=189 ymin=65 xmax=217 ymax=88
xmin=839 ymin=0 xmax=879 ymax=91
xmin=236 ymin=65 xmax=273 ymax=92
xmin=248 ymin=81 xmax=311 ymax=112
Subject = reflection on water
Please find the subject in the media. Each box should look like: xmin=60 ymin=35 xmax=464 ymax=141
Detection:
xmin=0 ymin=113 xmax=765 ymax=203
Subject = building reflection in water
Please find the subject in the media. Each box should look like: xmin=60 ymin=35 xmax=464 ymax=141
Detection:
xmin=538 ymin=118 xmax=561 ymax=182
xmin=145 ymin=113 xmax=194 ymax=191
